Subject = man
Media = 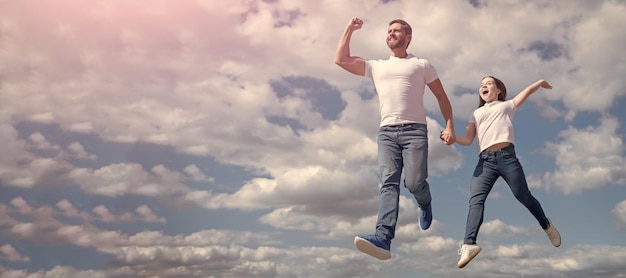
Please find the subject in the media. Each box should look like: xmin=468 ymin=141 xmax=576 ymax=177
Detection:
xmin=334 ymin=17 xmax=456 ymax=260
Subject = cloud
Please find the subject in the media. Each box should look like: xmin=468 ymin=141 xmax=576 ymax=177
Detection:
xmin=92 ymin=205 xmax=133 ymax=223
xmin=480 ymin=219 xmax=534 ymax=238
xmin=182 ymin=164 xmax=215 ymax=183
xmin=0 ymin=244 xmax=29 ymax=262
xmin=9 ymin=197 xmax=33 ymax=214
xmin=27 ymin=132 xmax=60 ymax=151
xmin=0 ymin=0 xmax=624 ymax=277
xmin=66 ymin=142 xmax=96 ymax=160
xmin=612 ymin=200 xmax=626 ymax=229
xmin=531 ymin=117 xmax=626 ymax=194
xmin=2 ymin=199 xmax=626 ymax=278
xmin=433 ymin=244 xmax=626 ymax=278
xmin=0 ymin=266 xmax=107 ymax=278
xmin=69 ymin=163 xmax=191 ymax=197
xmin=256 ymin=194 xmax=444 ymax=242
xmin=556 ymin=1 xmax=626 ymax=118
xmin=55 ymin=199 xmax=87 ymax=219
xmin=134 ymin=205 xmax=166 ymax=223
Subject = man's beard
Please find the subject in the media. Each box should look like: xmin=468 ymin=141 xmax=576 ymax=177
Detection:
xmin=387 ymin=37 xmax=405 ymax=49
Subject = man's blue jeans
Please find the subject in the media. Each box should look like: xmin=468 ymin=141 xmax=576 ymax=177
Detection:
xmin=375 ymin=123 xmax=431 ymax=241
xmin=464 ymin=144 xmax=549 ymax=244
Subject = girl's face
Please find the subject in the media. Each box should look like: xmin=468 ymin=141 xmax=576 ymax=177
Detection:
xmin=479 ymin=77 xmax=501 ymax=103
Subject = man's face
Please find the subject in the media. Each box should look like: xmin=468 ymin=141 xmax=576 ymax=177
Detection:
xmin=386 ymin=23 xmax=410 ymax=50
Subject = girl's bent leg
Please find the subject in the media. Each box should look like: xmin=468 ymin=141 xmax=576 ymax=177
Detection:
xmin=464 ymin=157 xmax=498 ymax=244
xmin=499 ymin=147 xmax=549 ymax=229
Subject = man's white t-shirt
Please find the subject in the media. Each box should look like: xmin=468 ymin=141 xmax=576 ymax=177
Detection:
xmin=469 ymin=100 xmax=517 ymax=152
xmin=365 ymin=54 xmax=438 ymax=127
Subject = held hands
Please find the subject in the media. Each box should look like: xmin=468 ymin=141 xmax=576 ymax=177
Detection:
xmin=439 ymin=128 xmax=456 ymax=145
xmin=347 ymin=17 xmax=363 ymax=31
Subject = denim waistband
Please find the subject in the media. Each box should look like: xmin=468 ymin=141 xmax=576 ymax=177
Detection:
xmin=480 ymin=143 xmax=515 ymax=157
xmin=380 ymin=122 xmax=426 ymax=130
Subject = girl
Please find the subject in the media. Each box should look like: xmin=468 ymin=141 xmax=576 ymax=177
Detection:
xmin=453 ymin=76 xmax=561 ymax=268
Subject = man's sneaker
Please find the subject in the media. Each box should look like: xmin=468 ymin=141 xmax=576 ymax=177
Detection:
xmin=354 ymin=234 xmax=391 ymax=260
xmin=457 ymin=243 xmax=481 ymax=268
xmin=544 ymin=218 xmax=561 ymax=247
xmin=419 ymin=202 xmax=432 ymax=230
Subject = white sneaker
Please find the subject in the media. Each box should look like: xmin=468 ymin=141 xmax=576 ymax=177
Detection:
xmin=457 ymin=244 xmax=481 ymax=268
xmin=544 ymin=218 xmax=561 ymax=247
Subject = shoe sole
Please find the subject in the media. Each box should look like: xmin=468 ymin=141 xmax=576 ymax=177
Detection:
xmin=457 ymin=247 xmax=481 ymax=268
xmin=354 ymin=236 xmax=391 ymax=260
xmin=547 ymin=229 xmax=561 ymax=247
xmin=546 ymin=218 xmax=561 ymax=247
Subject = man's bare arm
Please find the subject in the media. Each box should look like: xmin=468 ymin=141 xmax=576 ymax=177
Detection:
xmin=334 ymin=17 xmax=366 ymax=76
xmin=428 ymin=78 xmax=456 ymax=145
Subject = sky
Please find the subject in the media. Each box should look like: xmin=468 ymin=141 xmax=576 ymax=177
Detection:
xmin=0 ymin=0 xmax=625 ymax=277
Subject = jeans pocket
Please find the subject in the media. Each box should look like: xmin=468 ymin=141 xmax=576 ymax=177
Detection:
xmin=502 ymin=152 xmax=512 ymax=159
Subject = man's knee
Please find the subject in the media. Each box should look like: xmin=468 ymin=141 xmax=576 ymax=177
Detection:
xmin=406 ymin=178 xmax=428 ymax=194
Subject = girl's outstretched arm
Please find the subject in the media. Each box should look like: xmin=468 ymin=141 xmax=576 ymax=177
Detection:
xmin=450 ymin=122 xmax=476 ymax=146
xmin=512 ymin=80 xmax=552 ymax=108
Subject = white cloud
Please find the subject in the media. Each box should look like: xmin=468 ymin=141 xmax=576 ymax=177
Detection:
xmin=56 ymin=199 xmax=86 ymax=219
xmin=531 ymin=117 xmax=626 ymax=194
xmin=481 ymin=219 xmax=533 ymax=238
xmin=56 ymin=225 xmax=125 ymax=253
xmin=494 ymin=244 xmax=525 ymax=257
xmin=612 ymin=200 xmax=626 ymax=229
xmin=9 ymin=197 xmax=32 ymax=214
xmin=66 ymin=142 xmax=96 ymax=160
xmin=0 ymin=244 xmax=29 ymax=262
xmin=0 ymin=0 xmax=624 ymax=277
xmin=183 ymin=164 xmax=214 ymax=183
xmin=398 ymin=236 xmax=458 ymax=253
xmin=0 ymin=113 xmax=73 ymax=189
xmin=69 ymin=163 xmax=191 ymax=197
xmin=0 ymin=205 xmax=17 ymax=228
xmin=556 ymin=1 xmax=626 ymax=117
xmin=92 ymin=205 xmax=130 ymax=223
xmin=10 ymin=223 xmax=37 ymax=239
xmin=27 ymin=132 xmax=60 ymax=151
xmin=184 ymin=116 xmax=462 ymax=218
xmin=134 ymin=205 xmax=166 ymax=224
xmin=2 ymin=204 xmax=626 ymax=278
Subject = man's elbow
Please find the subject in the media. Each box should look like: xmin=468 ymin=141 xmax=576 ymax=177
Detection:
xmin=334 ymin=60 xmax=351 ymax=72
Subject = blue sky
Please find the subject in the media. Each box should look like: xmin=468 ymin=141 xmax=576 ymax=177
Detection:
xmin=0 ymin=0 xmax=625 ymax=277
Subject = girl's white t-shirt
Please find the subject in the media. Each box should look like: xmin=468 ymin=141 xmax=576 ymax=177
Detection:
xmin=365 ymin=54 xmax=438 ymax=127
xmin=469 ymin=100 xmax=517 ymax=152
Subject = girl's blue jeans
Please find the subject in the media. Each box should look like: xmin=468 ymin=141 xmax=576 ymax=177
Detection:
xmin=464 ymin=144 xmax=549 ymax=244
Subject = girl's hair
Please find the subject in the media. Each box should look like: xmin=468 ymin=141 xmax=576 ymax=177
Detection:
xmin=479 ymin=76 xmax=507 ymax=107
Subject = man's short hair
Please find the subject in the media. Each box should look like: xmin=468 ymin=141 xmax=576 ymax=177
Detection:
xmin=389 ymin=19 xmax=412 ymax=35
